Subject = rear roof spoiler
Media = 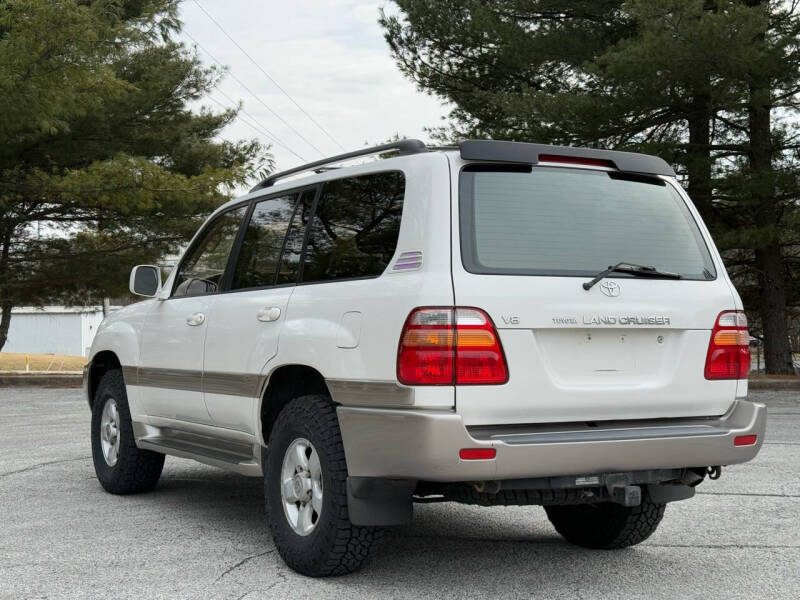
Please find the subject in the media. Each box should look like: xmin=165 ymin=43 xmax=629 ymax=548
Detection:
xmin=459 ymin=140 xmax=676 ymax=177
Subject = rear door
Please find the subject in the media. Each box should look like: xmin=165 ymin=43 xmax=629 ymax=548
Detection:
xmin=451 ymin=161 xmax=738 ymax=426
xmin=201 ymin=188 xmax=314 ymax=432
xmin=279 ymin=171 xmax=410 ymax=383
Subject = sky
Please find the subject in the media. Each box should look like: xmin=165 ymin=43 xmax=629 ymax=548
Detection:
xmin=178 ymin=0 xmax=450 ymax=178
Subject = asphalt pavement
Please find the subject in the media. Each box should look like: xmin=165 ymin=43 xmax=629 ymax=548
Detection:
xmin=1 ymin=387 xmax=798 ymax=600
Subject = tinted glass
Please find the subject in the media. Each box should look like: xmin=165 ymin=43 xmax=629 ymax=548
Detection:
xmin=173 ymin=206 xmax=246 ymax=297
xmin=302 ymin=172 xmax=405 ymax=283
xmin=277 ymin=190 xmax=315 ymax=285
xmin=460 ymin=167 xmax=716 ymax=280
xmin=231 ymin=195 xmax=296 ymax=290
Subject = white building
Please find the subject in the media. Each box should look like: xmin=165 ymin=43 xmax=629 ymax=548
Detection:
xmin=4 ymin=306 xmax=109 ymax=357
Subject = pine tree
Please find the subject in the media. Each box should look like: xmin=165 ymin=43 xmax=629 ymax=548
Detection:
xmin=0 ymin=0 xmax=271 ymax=350
xmin=382 ymin=0 xmax=799 ymax=374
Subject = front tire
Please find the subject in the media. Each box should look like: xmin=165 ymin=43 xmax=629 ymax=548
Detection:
xmin=91 ymin=369 xmax=164 ymax=494
xmin=265 ymin=395 xmax=380 ymax=576
xmin=545 ymin=492 xmax=666 ymax=549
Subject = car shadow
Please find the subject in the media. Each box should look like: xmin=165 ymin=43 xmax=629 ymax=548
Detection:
xmin=133 ymin=462 xmax=688 ymax=594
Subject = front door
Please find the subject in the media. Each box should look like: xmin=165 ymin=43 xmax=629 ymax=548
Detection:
xmin=138 ymin=204 xmax=248 ymax=424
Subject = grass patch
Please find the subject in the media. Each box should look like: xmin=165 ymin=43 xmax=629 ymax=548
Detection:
xmin=0 ymin=352 xmax=87 ymax=372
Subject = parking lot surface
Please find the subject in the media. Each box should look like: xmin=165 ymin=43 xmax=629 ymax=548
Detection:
xmin=1 ymin=387 xmax=798 ymax=600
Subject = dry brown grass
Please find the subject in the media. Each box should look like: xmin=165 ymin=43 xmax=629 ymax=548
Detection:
xmin=0 ymin=352 xmax=87 ymax=372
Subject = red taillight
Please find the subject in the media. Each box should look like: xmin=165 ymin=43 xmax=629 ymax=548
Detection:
xmin=537 ymin=153 xmax=616 ymax=169
xmin=397 ymin=307 xmax=509 ymax=385
xmin=734 ymin=434 xmax=757 ymax=447
xmin=459 ymin=448 xmax=496 ymax=460
xmin=454 ymin=308 xmax=509 ymax=384
xmin=704 ymin=311 xmax=750 ymax=380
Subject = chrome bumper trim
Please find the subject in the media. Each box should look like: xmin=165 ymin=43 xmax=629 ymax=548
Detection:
xmin=336 ymin=400 xmax=766 ymax=482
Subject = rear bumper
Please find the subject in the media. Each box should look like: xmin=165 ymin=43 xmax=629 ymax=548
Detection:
xmin=336 ymin=400 xmax=766 ymax=482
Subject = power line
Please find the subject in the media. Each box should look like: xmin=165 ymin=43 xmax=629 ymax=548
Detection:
xmin=213 ymin=85 xmax=306 ymax=161
xmin=185 ymin=28 xmax=321 ymax=158
xmin=205 ymin=93 xmax=306 ymax=162
xmin=192 ymin=0 xmax=346 ymax=152
xmin=213 ymin=86 xmax=288 ymax=147
xmin=183 ymin=29 xmax=327 ymax=157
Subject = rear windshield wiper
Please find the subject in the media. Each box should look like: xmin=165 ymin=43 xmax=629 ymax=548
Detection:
xmin=582 ymin=262 xmax=682 ymax=291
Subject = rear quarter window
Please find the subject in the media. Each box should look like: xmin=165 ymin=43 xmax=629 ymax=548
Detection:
xmin=301 ymin=171 xmax=405 ymax=283
xmin=459 ymin=166 xmax=716 ymax=280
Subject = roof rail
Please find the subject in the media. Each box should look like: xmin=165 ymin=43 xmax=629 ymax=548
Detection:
xmin=249 ymin=139 xmax=428 ymax=192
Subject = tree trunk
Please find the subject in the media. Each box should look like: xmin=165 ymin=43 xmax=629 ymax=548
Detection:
xmin=685 ymin=94 xmax=713 ymax=219
xmin=746 ymin=14 xmax=796 ymax=374
xmin=755 ymin=246 xmax=794 ymax=374
xmin=0 ymin=228 xmax=11 ymax=352
xmin=0 ymin=299 xmax=12 ymax=352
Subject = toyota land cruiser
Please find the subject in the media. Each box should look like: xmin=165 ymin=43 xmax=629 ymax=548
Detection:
xmin=85 ymin=139 xmax=765 ymax=576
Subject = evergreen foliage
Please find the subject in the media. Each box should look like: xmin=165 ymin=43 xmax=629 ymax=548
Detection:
xmin=382 ymin=0 xmax=800 ymax=374
xmin=0 ymin=0 xmax=271 ymax=349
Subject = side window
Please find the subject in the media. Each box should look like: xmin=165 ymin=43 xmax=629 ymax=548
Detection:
xmin=230 ymin=195 xmax=297 ymax=290
xmin=276 ymin=190 xmax=315 ymax=285
xmin=172 ymin=206 xmax=247 ymax=298
xmin=301 ymin=172 xmax=405 ymax=283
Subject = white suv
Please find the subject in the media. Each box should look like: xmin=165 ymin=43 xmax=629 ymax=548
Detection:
xmin=85 ymin=139 xmax=766 ymax=576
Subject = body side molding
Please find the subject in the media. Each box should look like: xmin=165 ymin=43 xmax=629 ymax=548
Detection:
xmin=123 ymin=366 xmax=265 ymax=398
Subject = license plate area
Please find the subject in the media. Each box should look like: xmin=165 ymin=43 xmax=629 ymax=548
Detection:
xmin=535 ymin=329 xmax=671 ymax=382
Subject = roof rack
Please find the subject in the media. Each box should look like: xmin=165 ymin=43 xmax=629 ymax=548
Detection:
xmin=249 ymin=139 xmax=428 ymax=192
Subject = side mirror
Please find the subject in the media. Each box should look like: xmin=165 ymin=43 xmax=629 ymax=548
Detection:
xmin=129 ymin=265 xmax=162 ymax=297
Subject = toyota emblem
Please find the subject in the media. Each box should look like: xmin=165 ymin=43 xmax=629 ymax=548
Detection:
xmin=600 ymin=280 xmax=620 ymax=297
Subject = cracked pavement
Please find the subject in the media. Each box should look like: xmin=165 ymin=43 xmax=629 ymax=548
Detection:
xmin=1 ymin=387 xmax=798 ymax=599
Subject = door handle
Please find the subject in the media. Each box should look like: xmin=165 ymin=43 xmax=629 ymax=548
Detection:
xmin=257 ymin=306 xmax=281 ymax=322
xmin=186 ymin=312 xmax=205 ymax=326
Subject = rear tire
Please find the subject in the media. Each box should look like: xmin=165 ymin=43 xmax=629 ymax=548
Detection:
xmin=265 ymin=395 xmax=381 ymax=576
xmin=91 ymin=369 xmax=164 ymax=494
xmin=544 ymin=492 xmax=665 ymax=549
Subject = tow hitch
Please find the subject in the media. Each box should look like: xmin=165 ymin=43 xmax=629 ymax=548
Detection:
xmin=605 ymin=473 xmax=642 ymax=507
xmin=422 ymin=469 xmax=700 ymax=507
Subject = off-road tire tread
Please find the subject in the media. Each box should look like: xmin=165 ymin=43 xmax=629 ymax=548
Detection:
xmin=91 ymin=369 xmax=164 ymax=494
xmin=544 ymin=491 xmax=666 ymax=549
xmin=265 ymin=395 xmax=381 ymax=576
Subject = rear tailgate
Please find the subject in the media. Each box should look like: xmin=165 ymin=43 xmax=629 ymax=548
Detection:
xmin=450 ymin=158 xmax=739 ymax=426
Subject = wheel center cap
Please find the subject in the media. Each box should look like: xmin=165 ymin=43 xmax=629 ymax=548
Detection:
xmin=293 ymin=474 xmax=309 ymax=500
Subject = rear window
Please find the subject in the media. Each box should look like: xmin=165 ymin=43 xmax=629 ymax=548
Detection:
xmin=459 ymin=166 xmax=716 ymax=280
